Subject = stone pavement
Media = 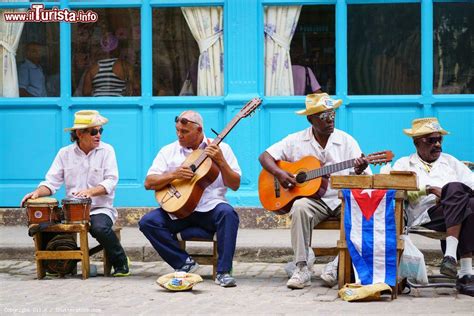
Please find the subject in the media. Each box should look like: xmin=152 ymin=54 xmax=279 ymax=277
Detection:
xmin=1 ymin=260 xmax=473 ymax=315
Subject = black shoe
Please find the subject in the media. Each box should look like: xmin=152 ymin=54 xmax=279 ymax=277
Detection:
xmin=456 ymin=275 xmax=474 ymax=297
xmin=113 ymin=257 xmax=131 ymax=277
xmin=176 ymin=257 xmax=199 ymax=273
xmin=440 ymin=256 xmax=457 ymax=278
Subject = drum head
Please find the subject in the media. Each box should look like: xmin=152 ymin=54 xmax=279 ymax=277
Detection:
xmin=62 ymin=197 xmax=92 ymax=205
xmin=25 ymin=197 xmax=58 ymax=206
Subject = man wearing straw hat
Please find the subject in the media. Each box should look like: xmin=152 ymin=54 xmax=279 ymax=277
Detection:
xmin=21 ymin=110 xmax=130 ymax=277
xmin=259 ymin=93 xmax=371 ymax=289
xmin=393 ymin=117 xmax=473 ymax=296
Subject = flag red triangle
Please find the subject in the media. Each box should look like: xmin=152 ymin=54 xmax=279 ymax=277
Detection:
xmin=352 ymin=189 xmax=387 ymax=221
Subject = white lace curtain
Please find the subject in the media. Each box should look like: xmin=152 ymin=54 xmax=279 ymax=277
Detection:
xmin=0 ymin=5 xmax=25 ymax=97
xmin=264 ymin=6 xmax=301 ymax=96
xmin=182 ymin=7 xmax=223 ymax=96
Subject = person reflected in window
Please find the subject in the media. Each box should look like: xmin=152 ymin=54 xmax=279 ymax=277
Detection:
xmin=292 ymin=64 xmax=322 ymax=95
xmin=18 ymin=42 xmax=47 ymax=97
xmin=82 ymin=32 xmax=138 ymax=96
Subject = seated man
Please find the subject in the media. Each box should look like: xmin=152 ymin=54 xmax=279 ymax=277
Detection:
xmin=139 ymin=110 xmax=241 ymax=287
xmin=21 ymin=110 xmax=130 ymax=277
xmin=393 ymin=117 xmax=473 ymax=296
xmin=259 ymin=93 xmax=370 ymax=289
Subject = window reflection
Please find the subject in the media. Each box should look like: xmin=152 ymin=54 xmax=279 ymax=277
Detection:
xmin=71 ymin=8 xmax=141 ymax=97
xmin=434 ymin=3 xmax=474 ymax=94
xmin=348 ymin=4 xmax=420 ymax=95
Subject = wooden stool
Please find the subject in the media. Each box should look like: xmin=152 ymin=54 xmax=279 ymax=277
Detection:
xmin=89 ymin=227 xmax=122 ymax=277
xmin=311 ymin=217 xmax=340 ymax=257
xmin=32 ymin=224 xmax=122 ymax=279
xmin=177 ymin=232 xmax=217 ymax=279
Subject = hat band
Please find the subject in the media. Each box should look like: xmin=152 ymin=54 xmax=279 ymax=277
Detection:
xmin=75 ymin=118 xmax=93 ymax=124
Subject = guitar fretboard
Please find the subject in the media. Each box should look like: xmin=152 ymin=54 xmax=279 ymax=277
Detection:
xmin=304 ymin=159 xmax=356 ymax=181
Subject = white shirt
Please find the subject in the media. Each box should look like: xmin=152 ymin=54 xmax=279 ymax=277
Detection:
xmin=266 ymin=127 xmax=372 ymax=210
xmin=147 ymin=136 xmax=241 ymax=217
xmin=393 ymin=153 xmax=474 ymax=227
xmin=39 ymin=142 xmax=119 ymax=222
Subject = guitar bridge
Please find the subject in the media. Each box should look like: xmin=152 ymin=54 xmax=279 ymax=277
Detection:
xmin=273 ymin=176 xmax=280 ymax=198
xmin=168 ymin=184 xmax=181 ymax=198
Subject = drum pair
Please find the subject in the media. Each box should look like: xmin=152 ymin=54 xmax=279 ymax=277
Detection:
xmin=25 ymin=197 xmax=92 ymax=225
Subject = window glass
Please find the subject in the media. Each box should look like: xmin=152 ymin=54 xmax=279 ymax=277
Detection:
xmin=16 ymin=22 xmax=60 ymax=97
xmin=290 ymin=5 xmax=335 ymax=95
xmin=434 ymin=3 xmax=474 ymax=94
xmin=348 ymin=4 xmax=420 ymax=95
xmin=152 ymin=7 xmax=200 ymax=96
xmin=71 ymin=8 xmax=141 ymax=97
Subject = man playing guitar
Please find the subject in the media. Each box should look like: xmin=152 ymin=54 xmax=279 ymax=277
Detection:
xmin=259 ymin=93 xmax=371 ymax=289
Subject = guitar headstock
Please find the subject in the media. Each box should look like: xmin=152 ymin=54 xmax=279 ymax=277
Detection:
xmin=238 ymin=97 xmax=262 ymax=118
xmin=367 ymin=150 xmax=394 ymax=165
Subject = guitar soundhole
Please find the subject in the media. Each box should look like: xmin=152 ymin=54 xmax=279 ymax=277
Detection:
xmin=296 ymin=172 xmax=307 ymax=183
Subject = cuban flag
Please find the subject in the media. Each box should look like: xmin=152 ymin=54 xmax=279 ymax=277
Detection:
xmin=343 ymin=189 xmax=397 ymax=286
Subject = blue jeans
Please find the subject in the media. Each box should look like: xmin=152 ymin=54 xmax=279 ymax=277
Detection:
xmin=139 ymin=203 xmax=239 ymax=273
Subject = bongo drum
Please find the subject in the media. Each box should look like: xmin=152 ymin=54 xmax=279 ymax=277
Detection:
xmin=62 ymin=197 xmax=92 ymax=224
xmin=25 ymin=197 xmax=60 ymax=225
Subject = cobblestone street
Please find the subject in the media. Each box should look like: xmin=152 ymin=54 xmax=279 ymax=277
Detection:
xmin=1 ymin=260 xmax=472 ymax=315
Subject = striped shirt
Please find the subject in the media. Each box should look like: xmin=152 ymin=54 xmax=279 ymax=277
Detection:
xmin=92 ymin=58 xmax=127 ymax=96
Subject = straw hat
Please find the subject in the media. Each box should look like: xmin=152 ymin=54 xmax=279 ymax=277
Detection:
xmin=296 ymin=93 xmax=342 ymax=116
xmin=156 ymin=272 xmax=203 ymax=291
xmin=403 ymin=117 xmax=449 ymax=137
xmin=64 ymin=110 xmax=108 ymax=131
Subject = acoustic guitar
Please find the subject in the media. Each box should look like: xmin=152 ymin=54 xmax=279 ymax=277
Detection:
xmin=155 ymin=97 xmax=262 ymax=218
xmin=258 ymin=151 xmax=393 ymax=214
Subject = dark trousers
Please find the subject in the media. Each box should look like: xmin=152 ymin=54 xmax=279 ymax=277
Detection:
xmin=423 ymin=182 xmax=474 ymax=256
xmin=139 ymin=203 xmax=239 ymax=273
xmin=89 ymin=213 xmax=127 ymax=269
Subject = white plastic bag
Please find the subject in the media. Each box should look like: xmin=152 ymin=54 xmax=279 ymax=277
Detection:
xmin=399 ymin=234 xmax=429 ymax=284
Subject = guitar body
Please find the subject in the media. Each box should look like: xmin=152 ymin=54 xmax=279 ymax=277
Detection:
xmin=155 ymin=149 xmax=220 ymax=218
xmin=258 ymin=156 xmax=328 ymax=214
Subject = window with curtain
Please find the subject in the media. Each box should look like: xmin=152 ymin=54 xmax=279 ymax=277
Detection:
xmin=434 ymin=2 xmax=474 ymax=94
xmin=71 ymin=8 xmax=141 ymax=97
xmin=290 ymin=5 xmax=335 ymax=95
xmin=153 ymin=6 xmax=223 ymax=96
xmin=347 ymin=4 xmax=421 ymax=95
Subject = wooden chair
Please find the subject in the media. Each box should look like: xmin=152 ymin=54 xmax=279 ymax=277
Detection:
xmin=32 ymin=223 xmax=121 ymax=279
xmin=176 ymin=227 xmax=217 ymax=279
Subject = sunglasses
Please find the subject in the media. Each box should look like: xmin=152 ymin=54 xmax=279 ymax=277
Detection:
xmin=175 ymin=116 xmax=200 ymax=126
xmin=84 ymin=127 xmax=104 ymax=136
xmin=420 ymin=136 xmax=443 ymax=145
xmin=316 ymin=111 xmax=336 ymax=121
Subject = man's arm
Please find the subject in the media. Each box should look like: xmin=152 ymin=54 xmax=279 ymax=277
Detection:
xmin=20 ymin=185 xmax=52 ymax=206
xmin=259 ymin=151 xmax=296 ymax=189
xmin=205 ymin=144 xmax=240 ymax=191
xmin=144 ymin=167 xmax=194 ymax=191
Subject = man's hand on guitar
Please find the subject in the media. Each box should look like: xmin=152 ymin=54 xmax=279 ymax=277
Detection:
xmin=174 ymin=166 xmax=194 ymax=180
xmin=354 ymin=154 xmax=369 ymax=175
xmin=276 ymin=170 xmax=297 ymax=189
xmin=205 ymin=144 xmax=226 ymax=167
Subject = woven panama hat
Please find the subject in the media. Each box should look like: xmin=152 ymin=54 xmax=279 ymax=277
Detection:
xmin=64 ymin=110 xmax=108 ymax=131
xmin=403 ymin=117 xmax=449 ymax=137
xmin=296 ymin=93 xmax=342 ymax=116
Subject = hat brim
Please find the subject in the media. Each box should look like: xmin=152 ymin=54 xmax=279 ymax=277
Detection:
xmin=403 ymin=128 xmax=449 ymax=137
xmin=296 ymin=100 xmax=342 ymax=116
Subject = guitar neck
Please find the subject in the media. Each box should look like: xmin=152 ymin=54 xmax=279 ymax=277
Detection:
xmin=191 ymin=116 xmax=241 ymax=170
xmin=305 ymin=159 xmax=356 ymax=181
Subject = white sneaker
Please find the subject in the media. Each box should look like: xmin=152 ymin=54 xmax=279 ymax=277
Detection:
xmin=320 ymin=256 xmax=338 ymax=287
xmin=286 ymin=265 xmax=312 ymax=289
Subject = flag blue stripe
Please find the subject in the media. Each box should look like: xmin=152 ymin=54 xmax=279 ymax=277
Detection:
xmin=384 ymin=189 xmax=397 ymax=286
xmin=361 ymin=202 xmax=374 ymax=285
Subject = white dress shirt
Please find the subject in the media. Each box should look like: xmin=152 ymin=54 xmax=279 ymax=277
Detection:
xmin=39 ymin=142 xmax=119 ymax=222
xmin=266 ymin=127 xmax=372 ymax=211
xmin=393 ymin=153 xmax=474 ymax=227
xmin=147 ymin=136 xmax=241 ymax=217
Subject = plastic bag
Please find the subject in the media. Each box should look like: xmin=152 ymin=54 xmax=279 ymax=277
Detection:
xmin=284 ymin=247 xmax=316 ymax=278
xmin=398 ymin=234 xmax=429 ymax=284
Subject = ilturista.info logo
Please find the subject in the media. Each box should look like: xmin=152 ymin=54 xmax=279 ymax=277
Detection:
xmin=3 ymin=4 xmax=98 ymax=23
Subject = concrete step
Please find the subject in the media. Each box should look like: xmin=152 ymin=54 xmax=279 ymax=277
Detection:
xmin=0 ymin=226 xmax=443 ymax=265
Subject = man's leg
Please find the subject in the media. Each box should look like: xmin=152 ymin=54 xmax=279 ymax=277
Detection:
xmin=89 ymin=214 xmax=128 ymax=275
xmin=288 ymin=198 xmax=332 ymax=289
xmin=191 ymin=203 xmax=239 ymax=287
xmin=138 ymin=208 xmax=192 ymax=270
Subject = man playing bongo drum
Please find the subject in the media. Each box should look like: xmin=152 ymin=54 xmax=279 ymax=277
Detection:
xmin=21 ymin=110 xmax=130 ymax=277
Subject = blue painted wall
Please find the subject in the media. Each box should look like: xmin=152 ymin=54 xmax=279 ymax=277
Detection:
xmin=1 ymin=0 xmax=472 ymax=207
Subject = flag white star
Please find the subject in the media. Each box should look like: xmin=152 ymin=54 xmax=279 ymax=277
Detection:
xmin=360 ymin=189 xmax=375 ymax=197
